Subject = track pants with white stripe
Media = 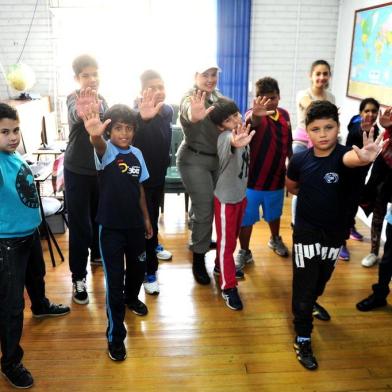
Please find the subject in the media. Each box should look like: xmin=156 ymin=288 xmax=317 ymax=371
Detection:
xmin=99 ymin=226 xmax=146 ymax=344
xmin=214 ymin=197 xmax=247 ymax=290
xmin=292 ymin=228 xmax=344 ymax=337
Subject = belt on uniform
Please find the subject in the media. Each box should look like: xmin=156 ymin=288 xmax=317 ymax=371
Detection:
xmin=187 ymin=145 xmax=217 ymax=157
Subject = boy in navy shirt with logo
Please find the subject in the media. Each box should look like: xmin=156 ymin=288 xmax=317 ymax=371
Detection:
xmin=79 ymin=90 xmax=152 ymax=361
xmin=286 ymin=101 xmax=384 ymax=371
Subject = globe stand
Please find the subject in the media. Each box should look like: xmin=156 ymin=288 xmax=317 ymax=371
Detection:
xmin=16 ymin=92 xmax=33 ymax=100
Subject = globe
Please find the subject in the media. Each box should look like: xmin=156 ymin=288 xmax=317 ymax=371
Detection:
xmin=6 ymin=63 xmax=36 ymax=93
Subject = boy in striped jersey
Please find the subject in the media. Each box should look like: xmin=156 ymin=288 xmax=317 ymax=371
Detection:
xmin=236 ymin=77 xmax=292 ymax=269
xmin=286 ymin=101 xmax=384 ymax=370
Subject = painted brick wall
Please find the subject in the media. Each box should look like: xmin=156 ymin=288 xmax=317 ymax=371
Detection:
xmin=0 ymin=0 xmax=54 ymax=101
xmin=249 ymin=0 xmax=339 ymax=124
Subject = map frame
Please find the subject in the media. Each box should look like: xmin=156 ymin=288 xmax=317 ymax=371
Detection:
xmin=346 ymin=2 xmax=392 ymax=106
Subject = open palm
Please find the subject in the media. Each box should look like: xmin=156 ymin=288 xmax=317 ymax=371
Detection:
xmin=353 ymin=128 xmax=384 ymax=163
xmin=189 ymin=90 xmax=214 ymax=122
xmin=231 ymin=124 xmax=255 ymax=148
xmin=252 ymin=96 xmax=275 ymax=117
xmin=138 ymin=88 xmax=164 ymax=120
xmin=80 ymin=102 xmax=110 ymax=137
xmin=76 ymin=87 xmax=99 ymax=118
xmin=379 ymin=107 xmax=392 ymax=128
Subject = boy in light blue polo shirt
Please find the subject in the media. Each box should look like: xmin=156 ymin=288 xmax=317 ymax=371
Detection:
xmin=0 ymin=103 xmax=70 ymax=389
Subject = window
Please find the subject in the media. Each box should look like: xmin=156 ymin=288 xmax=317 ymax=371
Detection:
xmin=51 ymin=0 xmax=217 ymax=110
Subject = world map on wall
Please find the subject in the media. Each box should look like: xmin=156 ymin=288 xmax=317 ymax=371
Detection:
xmin=347 ymin=4 xmax=392 ymax=105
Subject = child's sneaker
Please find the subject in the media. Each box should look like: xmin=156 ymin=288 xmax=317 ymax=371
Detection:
xmin=2 ymin=362 xmax=34 ymax=388
xmin=338 ymin=245 xmax=350 ymax=261
xmin=221 ymin=287 xmax=243 ymax=310
xmin=32 ymin=302 xmax=71 ymax=318
xmin=349 ymin=227 xmax=363 ymax=241
xmin=213 ymin=266 xmax=244 ymax=280
xmin=268 ymin=236 xmax=289 ymax=257
xmin=356 ymin=294 xmax=387 ymax=311
xmin=235 ymin=249 xmax=253 ymax=270
xmin=108 ymin=342 xmax=126 ymax=361
xmin=312 ymin=302 xmax=331 ymax=321
xmin=361 ymin=253 xmax=378 ymax=267
xmin=293 ymin=338 xmax=318 ymax=370
xmin=127 ymin=299 xmax=148 ymax=316
xmin=72 ymin=279 xmax=89 ymax=304
xmin=156 ymin=244 xmax=172 ymax=261
xmin=143 ymin=274 xmax=160 ymax=295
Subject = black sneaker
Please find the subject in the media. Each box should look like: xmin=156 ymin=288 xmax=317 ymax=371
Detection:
xmin=221 ymin=287 xmax=243 ymax=310
xmin=192 ymin=253 xmax=210 ymax=285
xmin=127 ymin=299 xmax=148 ymax=316
xmin=312 ymin=302 xmax=331 ymax=321
xmin=213 ymin=266 xmax=244 ymax=280
xmin=32 ymin=302 xmax=71 ymax=318
xmin=72 ymin=279 xmax=89 ymax=305
xmin=356 ymin=294 xmax=387 ymax=311
xmin=108 ymin=342 xmax=126 ymax=361
xmin=2 ymin=362 xmax=34 ymax=388
xmin=293 ymin=338 xmax=318 ymax=370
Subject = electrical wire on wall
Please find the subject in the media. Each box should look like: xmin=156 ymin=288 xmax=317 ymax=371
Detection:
xmin=0 ymin=0 xmax=39 ymax=98
xmin=16 ymin=0 xmax=40 ymax=63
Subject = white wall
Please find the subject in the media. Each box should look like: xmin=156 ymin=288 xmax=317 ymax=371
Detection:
xmin=333 ymin=0 xmax=387 ymax=139
xmin=0 ymin=0 xmax=54 ymax=102
xmin=249 ymin=0 xmax=339 ymax=122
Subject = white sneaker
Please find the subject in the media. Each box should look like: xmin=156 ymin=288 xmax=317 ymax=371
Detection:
xmin=235 ymin=249 xmax=253 ymax=270
xmin=361 ymin=253 xmax=378 ymax=268
xmin=157 ymin=249 xmax=172 ymax=261
xmin=143 ymin=275 xmax=160 ymax=295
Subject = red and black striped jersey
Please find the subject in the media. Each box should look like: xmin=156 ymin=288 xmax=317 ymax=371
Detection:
xmin=246 ymin=107 xmax=292 ymax=190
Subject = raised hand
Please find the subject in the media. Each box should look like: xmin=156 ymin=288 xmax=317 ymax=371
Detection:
xmin=80 ymin=101 xmax=111 ymax=138
xmin=189 ymin=90 xmax=214 ymax=123
xmin=76 ymin=87 xmax=99 ymax=118
xmin=252 ymin=96 xmax=275 ymax=117
xmin=352 ymin=128 xmax=385 ymax=164
xmin=231 ymin=123 xmax=256 ymax=148
xmin=138 ymin=88 xmax=164 ymax=121
xmin=379 ymin=107 xmax=392 ymax=128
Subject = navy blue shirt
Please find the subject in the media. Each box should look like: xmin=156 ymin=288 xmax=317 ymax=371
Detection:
xmin=94 ymin=141 xmax=149 ymax=229
xmin=133 ymin=104 xmax=172 ymax=187
xmin=287 ymin=144 xmax=356 ymax=233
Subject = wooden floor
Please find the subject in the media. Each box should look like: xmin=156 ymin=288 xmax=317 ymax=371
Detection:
xmin=10 ymin=194 xmax=392 ymax=392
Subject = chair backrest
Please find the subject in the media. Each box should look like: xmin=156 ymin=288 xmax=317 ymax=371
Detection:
xmin=169 ymin=126 xmax=184 ymax=166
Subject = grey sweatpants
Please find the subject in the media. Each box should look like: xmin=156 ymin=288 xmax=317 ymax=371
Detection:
xmin=177 ymin=145 xmax=218 ymax=254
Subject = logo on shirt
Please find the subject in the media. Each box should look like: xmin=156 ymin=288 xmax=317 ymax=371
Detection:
xmin=239 ymin=147 xmax=250 ymax=179
xmin=16 ymin=164 xmax=39 ymax=208
xmin=117 ymin=160 xmax=140 ymax=177
xmin=324 ymin=172 xmax=339 ymax=184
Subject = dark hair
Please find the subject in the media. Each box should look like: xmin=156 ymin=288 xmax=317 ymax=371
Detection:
xmin=359 ymin=97 xmax=380 ymax=112
xmin=305 ymin=100 xmax=339 ymax=127
xmin=103 ymin=104 xmax=138 ymax=137
xmin=255 ymin=77 xmax=280 ymax=96
xmin=140 ymin=69 xmax=162 ymax=89
xmin=0 ymin=103 xmax=18 ymax=121
xmin=72 ymin=54 xmax=98 ymax=75
xmin=209 ymin=97 xmax=240 ymax=126
xmin=310 ymin=59 xmax=331 ymax=74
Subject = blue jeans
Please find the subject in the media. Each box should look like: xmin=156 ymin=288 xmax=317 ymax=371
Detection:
xmin=0 ymin=234 xmax=33 ymax=371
